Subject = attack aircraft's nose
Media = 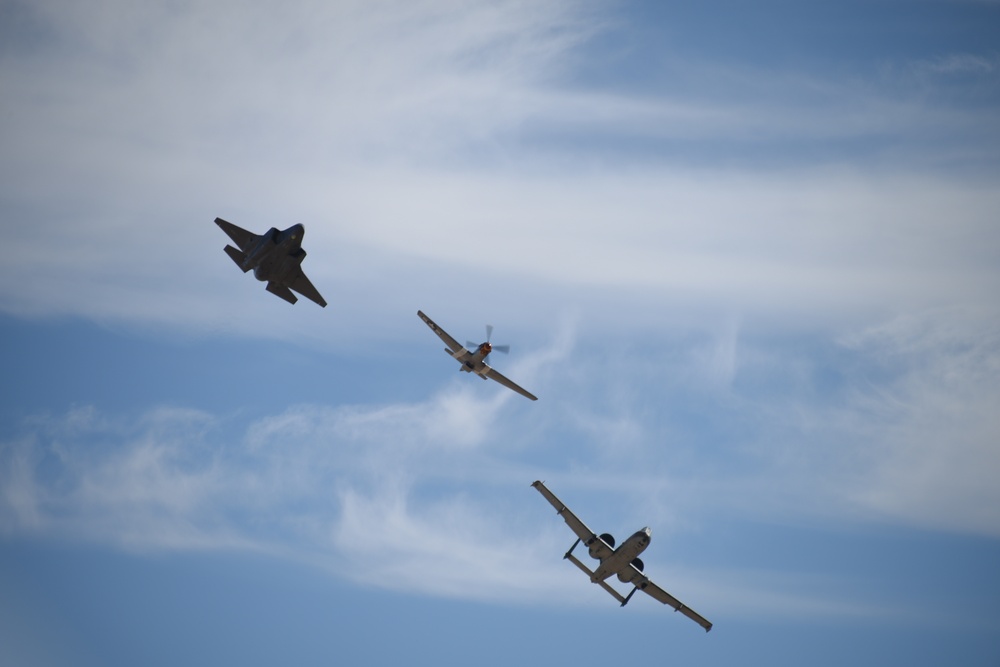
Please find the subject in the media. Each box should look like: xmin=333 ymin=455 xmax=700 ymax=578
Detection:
xmin=642 ymin=527 xmax=652 ymax=537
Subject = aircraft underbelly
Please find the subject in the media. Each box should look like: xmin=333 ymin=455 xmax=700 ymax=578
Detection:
xmin=594 ymin=538 xmax=646 ymax=581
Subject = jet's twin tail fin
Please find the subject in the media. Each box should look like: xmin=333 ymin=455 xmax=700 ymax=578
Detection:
xmin=224 ymin=245 xmax=250 ymax=272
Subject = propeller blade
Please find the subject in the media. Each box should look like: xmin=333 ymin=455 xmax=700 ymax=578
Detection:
xmin=486 ymin=324 xmax=494 ymax=342
xmin=492 ymin=344 xmax=510 ymax=354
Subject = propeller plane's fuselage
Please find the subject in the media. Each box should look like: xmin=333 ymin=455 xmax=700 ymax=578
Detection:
xmin=451 ymin=342 xmax=494 ymax=376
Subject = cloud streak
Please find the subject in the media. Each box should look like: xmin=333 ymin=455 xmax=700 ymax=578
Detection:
xmin=1 ymin=0 xmax=998 ymax=347
xmin=3 ymin=302 xmax=998 ymax=622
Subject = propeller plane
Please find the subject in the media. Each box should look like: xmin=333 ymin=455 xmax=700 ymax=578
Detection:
xmin=417 ymin=310 xmax=538 ymax=401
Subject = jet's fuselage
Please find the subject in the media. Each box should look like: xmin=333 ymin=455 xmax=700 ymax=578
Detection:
xmin=247 ymin=225 xmax=306 ymax=282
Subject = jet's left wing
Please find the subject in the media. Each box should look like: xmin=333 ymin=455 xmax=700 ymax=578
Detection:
xmin=215 ymin=217 xmax=258 ymax=252
xmin=636 ymin=577 xmax=713 ymax=632
xmin=290 ymin=271 xmax=327 ymax=307
xmin=485 ymin=366 xmax=538 ymax=401
xmin=531 ymin=480 xmax=611 ymax=559
xmin=418 ymin=310 xmax=467 ymax=355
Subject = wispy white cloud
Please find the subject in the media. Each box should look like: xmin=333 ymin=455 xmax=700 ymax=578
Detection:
xmin=3 ymin=301 xmax=996 ymax=620
xmin=836 ymin=310 xmax=1000 ymax=534
xmin=0 ymin=380 xmax=921 ymax=621
xmin=1 ymin=0 xmax=998 ymax=348
xmin=918 ymin=52 xmax=998 ymax=75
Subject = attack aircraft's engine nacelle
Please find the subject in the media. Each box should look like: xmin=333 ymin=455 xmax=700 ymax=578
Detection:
xmin=589 ymin=533 xmax=616 ymax=558
xmin=618 ymin=558 xmax=646 ymax=584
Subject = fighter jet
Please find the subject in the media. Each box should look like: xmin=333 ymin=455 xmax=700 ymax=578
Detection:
xmin=417 ymin=310 xmax=537 ymax=401
xmin=214 ymin=217 xmax=327 ymax=307
xmin=532 ymin=480 xmax=713 ymax=632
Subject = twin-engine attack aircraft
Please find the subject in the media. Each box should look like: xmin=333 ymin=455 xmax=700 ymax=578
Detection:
xmin=532 ymin=480 xmax=713 ymax=632
xmin=214 ymin=217 xmax=327 ymax=307
xmin=417 ymin=310 xmax=538 ymax=401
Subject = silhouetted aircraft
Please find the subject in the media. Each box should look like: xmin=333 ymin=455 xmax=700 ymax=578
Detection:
xmin=214 ymin=217 xmax=326 ymax=306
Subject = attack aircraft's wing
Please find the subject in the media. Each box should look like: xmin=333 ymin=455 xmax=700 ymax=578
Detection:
xmin=417 ymin=310 xmax=467 ymax=356
xmin=290 ymin=271 xmax=327 ymax=308
xmin=531 ymin=480 xmax=612 ymax=560
xmin=636 ymin=576 xmax=713 ymax=632
xmin=214 ymin=217 xmax=258 ymax=252
xmin=485 ymin=366 xmax=538 ymax=401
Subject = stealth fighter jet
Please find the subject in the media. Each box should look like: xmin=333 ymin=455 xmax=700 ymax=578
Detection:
xmin=214 ymin=217 xmax=327 ymax=307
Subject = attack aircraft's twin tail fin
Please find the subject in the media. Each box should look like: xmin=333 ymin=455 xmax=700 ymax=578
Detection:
xmin=224 ymin=245 xmax=250 ymax=272
xmin=562 ymin=540 xmax=630 ymax=605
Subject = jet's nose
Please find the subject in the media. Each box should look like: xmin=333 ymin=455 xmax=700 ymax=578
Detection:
xmin=284 ymin=224 xmax=305 ymax=241
xmin=642 ymin=526 xmax=652 ymax=537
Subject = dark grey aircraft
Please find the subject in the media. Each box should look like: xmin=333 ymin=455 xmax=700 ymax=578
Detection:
xmin=214 ymin=217 xmax=327 ymax=307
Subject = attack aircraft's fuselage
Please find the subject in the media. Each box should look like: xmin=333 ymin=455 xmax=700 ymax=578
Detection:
xmin=590 ymin=527 xmax=652 ymax=583
xmin=240 ymin=224 xmax=306 ymax=283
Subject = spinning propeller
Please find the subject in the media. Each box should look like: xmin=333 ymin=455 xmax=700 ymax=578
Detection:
xmin=468 ymin=324 xmax=510 ymax=361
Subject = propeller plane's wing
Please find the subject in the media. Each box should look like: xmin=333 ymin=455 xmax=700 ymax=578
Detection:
xmin=418 ymin=310 xmax=470 ymax=359
xmin=484 ymin=367 xmax=538 ymax=401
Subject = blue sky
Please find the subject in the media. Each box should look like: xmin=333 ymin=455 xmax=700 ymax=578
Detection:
xmin=2 ymin=0 xmax=999 ymax=665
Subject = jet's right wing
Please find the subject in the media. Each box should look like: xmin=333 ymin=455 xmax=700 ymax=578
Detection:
xmin=215 ymin=217 xmax=258 ymax=252
xmin=531 ymin=480 xmax=612 ymax=560
xmin=290 ymin=271 xmax=328 ymax=307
